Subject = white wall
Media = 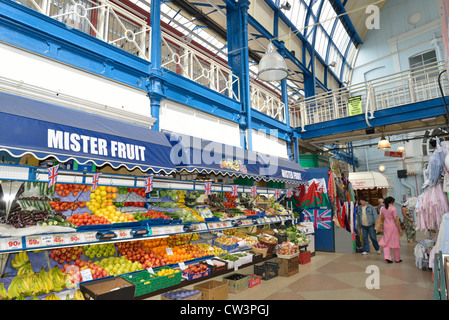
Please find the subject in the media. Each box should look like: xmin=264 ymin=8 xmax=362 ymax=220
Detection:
xmin=351 ymin=0 xmax=442 ymax=85
xmin=0 ymin=43 xmax=152 ymax=124
xmin=251 ymin=129 xmax=289 ymax=159
xmin=159 ymin=100 xmax=242 ymax=147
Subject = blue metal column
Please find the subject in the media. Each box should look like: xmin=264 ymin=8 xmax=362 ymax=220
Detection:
xmin=226 ymin=0 xmax=252 ymax=150
xmin=148 ymin=0 xmax=164 ymax=131
xmin=279 ymin=41 xmax=293 ymax=161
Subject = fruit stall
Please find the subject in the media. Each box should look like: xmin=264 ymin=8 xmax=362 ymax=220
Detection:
xmin=0 ymin=97 xmax=310 ymax=300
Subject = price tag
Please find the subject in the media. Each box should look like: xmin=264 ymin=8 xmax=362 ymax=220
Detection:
xmin=117 ymin=229 xmax=131 ymax=239
xmin=206 ymin=259 xmax=214 ymax=266
xmin=208 ymin=246 xmax=214 ymax=251
xmin=178 ymin=262 xmax=187 ymax=270
xmin=26 ymin=236 xmax=41 ymax=248
xmin=166 ymin=247 xmax=173 ymax=255
xmin=80 ymin=269 xmax=93 ymax=281
xmin=6 ymin=237 xmax=23 ymax=250
xmin=68 ymin=234 xmax=83 ymax=245
xmin=237 ymin=240 xmax=246 ymax=247
xmin=53 ymin=234 xmax=66 ymax=245
xmin=41 ymin=235 xmax=53 ymax=247
xmin=151 ymin=227 xmax=161 ymax=236
xmin=147 ymin=267 xmax=155 ymax=274
xmin=83 ymin=232 xmax=97 ymax=243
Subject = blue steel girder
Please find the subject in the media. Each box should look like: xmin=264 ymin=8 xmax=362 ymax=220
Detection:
xmin=247 ymin=15 xmax=311 ymax=76
xmin=0 ymin=0 xmax=244 ymax=125
xmin=327 ymin=0 xmax=363 ymax=46
xmin=263 ymin=0 xmax=343 ymax=88
xmin=298 ymin=97 xmax=449 ymax=140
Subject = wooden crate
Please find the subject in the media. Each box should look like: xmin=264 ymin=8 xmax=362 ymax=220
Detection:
xmin=276 ymin=256 xmax=299 ymax=277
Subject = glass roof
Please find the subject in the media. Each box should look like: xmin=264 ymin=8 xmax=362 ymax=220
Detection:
xmin=280 ymin=0 xmax=360 ymax=83
xmin=130 ymin=0 xmax=360 ymax=102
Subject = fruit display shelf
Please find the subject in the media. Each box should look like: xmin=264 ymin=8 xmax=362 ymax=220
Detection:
xmin=0 ymin=213 xmax=297 ymax=254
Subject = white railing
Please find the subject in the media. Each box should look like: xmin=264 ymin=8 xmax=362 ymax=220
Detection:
xmin=16 ymin=0 xmax=151 ymax=59
xmin=250 ymin=82 xmax=286 ymax=123
xmin=292 ymin=60 xmax=449 ymax=130
xmin=161 ymin=32 xmax=240 ymax=101
xmin=14 ymin=0 xmax=243 ymax=101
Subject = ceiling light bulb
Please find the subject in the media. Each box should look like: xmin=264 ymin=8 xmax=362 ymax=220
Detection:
xmin=257 ymin=42 xmax=289 ymax=82
xmin=378 ymin=134 xmax=390 ymax=150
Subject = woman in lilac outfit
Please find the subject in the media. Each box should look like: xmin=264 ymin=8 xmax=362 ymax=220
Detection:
xmin=379 ymin=197 xmax=403 ymax=263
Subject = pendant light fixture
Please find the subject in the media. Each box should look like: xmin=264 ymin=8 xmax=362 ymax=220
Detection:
xmin=397 ymin=145 xmax=405 ymax=153
xmin=257 ymin=41 xmax=289 ymax=82
xmin=377 ymin=133 xmax=390 ymax=150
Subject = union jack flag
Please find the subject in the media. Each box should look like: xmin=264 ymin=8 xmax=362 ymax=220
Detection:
xmin=231 ymin=185 xmax=238 ymax=197
xmin=145 ymin=176 xmax=153 ymax=194
xmin=205 ymin=182 xmax=212 ymax=196
xmin=286 ymin=189 xmax=292 ymax=198
xmin=250 ymin=186 xmax=257 ymax=197
xmin=48 ymin=165 xmax=59 ymax=187
xmin=92 ymin=173 xmax=100 ymax=191
xmin=275 ymin=189 xmax=281 ymax=199
xmin=302 ymin=208 xmax=332 ymax=230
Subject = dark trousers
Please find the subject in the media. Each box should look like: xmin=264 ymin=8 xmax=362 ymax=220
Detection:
xmin=361 ymin=224 xmax=379 ymax=253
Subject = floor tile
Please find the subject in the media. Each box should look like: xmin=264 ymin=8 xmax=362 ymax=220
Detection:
xmin=288 ymin=273 xmax=353 ymax=292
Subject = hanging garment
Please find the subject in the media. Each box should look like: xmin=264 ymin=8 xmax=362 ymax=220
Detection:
xmin=328 ymin=170 xmax=335 ymax=203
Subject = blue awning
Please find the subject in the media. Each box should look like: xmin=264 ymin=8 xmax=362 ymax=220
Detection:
xmin=0 ymin=92 xmax=176 ymax=174
xmin=258 ymin=154 xmax=307 ymax=185
xmin=164 ymin=132 xmax=268 ymax=181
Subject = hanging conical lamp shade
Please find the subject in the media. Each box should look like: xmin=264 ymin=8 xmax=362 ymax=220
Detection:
xmin=378 ymin=134 xmax=390 ymax=150
xmin=257 ymin=41 xmax=289 ymax=81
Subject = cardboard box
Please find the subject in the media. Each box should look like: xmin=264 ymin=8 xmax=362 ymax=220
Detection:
xmin=80 ymin=277 xmax=136 ymax=300
xmin=193 ymin=280 xmax=228 ymax=300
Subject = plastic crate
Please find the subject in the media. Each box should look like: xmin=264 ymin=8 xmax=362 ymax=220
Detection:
xmin=223 ymin=274 xmax=248 ymax=293
xmin=212 ymin=238 xmax=239 ymax=251
xmin=182 ymin=265 xmax=211 ymax=281
xmin=253 ymin=261 xmax=279 ymax=280
xmin=247 ymin=274 xmax=261 ymax=288
xmin=120 ymin=271 xmax=160 ymax=297
xmin=201 ymin=258 xmax=228 ymax=273
xmin=155 ymin=267 xmax=183 ymax=288
xmin=298 ymin=251 xmax=311 ymax=265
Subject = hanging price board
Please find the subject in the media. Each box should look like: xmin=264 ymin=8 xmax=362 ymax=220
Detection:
xmin=41 ymin=235 xmax=54 ymax=247
xmin=117 ymin=229 xmax=132 ymax=239
xmin=67 ymin=233 xmax=84 ymax=245
xmin=83 ymin=232 xmax=98 ymax=243
xmin=26 ymin=236 xmax=42 ymax=249
xmin=7 ymin=237 xmax=23 ymax=251
xmin=52 ymin=234 xmax=66 ymax=246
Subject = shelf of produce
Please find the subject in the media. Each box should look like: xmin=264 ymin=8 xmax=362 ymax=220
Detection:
xmin=0 ymin=215 xmax=297 ymax=254
xmin=134 ymin=253 xmax=278 ymax=300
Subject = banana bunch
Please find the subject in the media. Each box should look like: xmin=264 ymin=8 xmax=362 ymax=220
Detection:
xmin=73 ymin=289 xmax=85 ymax=300
xmin=43 ymin=293 xmax=61 ymax=300
xmin=49 ymin=266 xmax=67 ymax=292
xmin=7 ymin=276 xmax=32 ymax=298
xmin=39 ymin=267 xmax=54 ymax=294
xmin=11 ymin=251 xmax=30 ymax=270
xmin=0 ymin=282 xmax=11 ymax=300
xmin=17 ymin=262 xmax=34 ymax=276
xmin=28 ymin=273 xmax=46 ymax=295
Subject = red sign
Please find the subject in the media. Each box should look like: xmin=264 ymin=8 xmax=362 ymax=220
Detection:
xmin=384 ymin=151 xmax=403 ymax=158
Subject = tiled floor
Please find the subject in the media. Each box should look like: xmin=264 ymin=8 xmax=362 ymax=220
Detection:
xmin=147 ymin=231 xmax=435 ymax=300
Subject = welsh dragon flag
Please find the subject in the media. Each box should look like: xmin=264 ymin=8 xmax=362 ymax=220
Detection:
xmin=293 ymin=178 xmax=331 ymax=209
